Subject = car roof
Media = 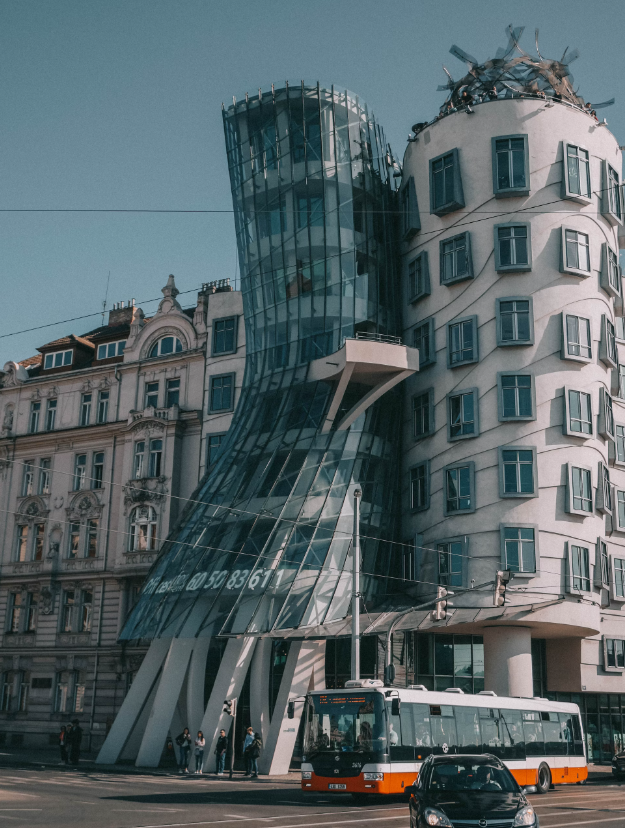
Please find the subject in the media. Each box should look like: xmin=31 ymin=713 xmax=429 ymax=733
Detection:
xmin=429 ymin=754 xmax=502 ymax=765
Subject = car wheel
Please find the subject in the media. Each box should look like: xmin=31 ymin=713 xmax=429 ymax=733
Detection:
xmin=536 ymin=762 xmax=551 ymax=794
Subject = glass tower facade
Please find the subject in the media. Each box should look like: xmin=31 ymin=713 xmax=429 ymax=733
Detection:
xmin=120 ymin=84 xmax=403 ymax=642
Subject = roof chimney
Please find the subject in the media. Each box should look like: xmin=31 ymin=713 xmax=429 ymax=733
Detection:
xmin=108 ymin=299 xmax=136 ymax=327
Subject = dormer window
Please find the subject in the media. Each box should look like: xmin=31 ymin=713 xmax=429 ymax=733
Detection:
xmin=97 ymin=340 xmax=126 ymax=360
xmin=149 ymin=336 xmax=182 ymax=358
xmin=43 ymin=350 xmax=72 ymax=370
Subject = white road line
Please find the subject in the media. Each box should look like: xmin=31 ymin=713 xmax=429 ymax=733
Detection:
xmin=136 ymin=817 xmax=407 ymax=828
xmin=542 ymin=817 xmax=625 ymax=827
xmin=134 ymin=806 xmax=408 ymax=828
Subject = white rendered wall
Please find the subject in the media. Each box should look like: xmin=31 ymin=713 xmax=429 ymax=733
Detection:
xmin=401 ymin=99 xmax=624 ymax=688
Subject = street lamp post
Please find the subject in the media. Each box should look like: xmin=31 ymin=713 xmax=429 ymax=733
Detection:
xmin=351 ymin=487 xmax=362 ymax=681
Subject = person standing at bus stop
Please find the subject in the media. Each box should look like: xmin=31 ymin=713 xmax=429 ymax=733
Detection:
xmin=215 ymin=728 xmax=228 ymax=775
xmin=243 ymin=727 xmax=255 ymax=775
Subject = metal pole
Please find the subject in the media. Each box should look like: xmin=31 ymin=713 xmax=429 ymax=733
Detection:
xmin=351 ymin=488 xmax=362 ymax=681
xmin=229 ymin=703 xmax=237 ymax=780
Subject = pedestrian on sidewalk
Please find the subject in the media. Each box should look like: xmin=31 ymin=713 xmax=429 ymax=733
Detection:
xmin=194 ymin=731 xmax=205 ymax=774
xmin=249 ymin=732 xmax=262 ymax=778
xmin=59 ymin=726 xmax=68 ymax=764
xmin=243 ymin=726 xmax=254 ymax=776
xmin=68 ymin=719 xmax=83 ymax=766
xmin=215 ymin=728 xmax=228 ymax=775
xmin=175 ymin=728 xmax=192 ymax=773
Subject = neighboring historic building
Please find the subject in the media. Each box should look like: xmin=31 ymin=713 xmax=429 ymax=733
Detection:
xmin=0 ymin=275 xmax=244 ymax=750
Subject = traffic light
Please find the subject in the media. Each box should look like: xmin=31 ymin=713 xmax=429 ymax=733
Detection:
xmin=493 ymin=570 xmax=511 ymax=607
xmin=431 ymin=586 xmax=453 ymax=621
xmin=223 ymin=698 xmax=237 ymax=717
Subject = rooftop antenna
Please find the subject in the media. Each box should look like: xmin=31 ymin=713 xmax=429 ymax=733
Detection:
xmin=101 ymin=270 xmax=111 ymax=324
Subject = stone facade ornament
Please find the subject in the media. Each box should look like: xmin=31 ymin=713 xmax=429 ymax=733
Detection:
xmin=123 ymin=476 xmax=168 ymax=510
xmin=66 ymin=492 xmax=103 ymax=521
xmin=1 ymin=362 xmax=29 ymax=387
xmin=2 ymin=403 xmax=14 ymax=434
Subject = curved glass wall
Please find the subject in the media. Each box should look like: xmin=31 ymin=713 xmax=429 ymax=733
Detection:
xmin=120 ymin=84 xmax=403 ymax=642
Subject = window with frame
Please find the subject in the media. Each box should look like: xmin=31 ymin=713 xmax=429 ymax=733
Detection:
xmin=68 ymin=522 xmax=80 ymax=559
xmin=606 ymin=638 xmax=625 ymax=670
xmin=96 ymin=390 xmax=109 ymax=423
xmin=562 ymin=313 xmax=592 ymax=362
xmin=29 ymin=401 xmax=40 ymax=434
xmin=400 ymin=176 xmax=420 ymax=238
xmin=617 ymin=491 xmax=625 ymax=531
xmin=73 ymin=454 xmax=87 ymax=490
xmin=497 ymin=298 xmax=532 ymax=345
xmin=149 ymin=336 xmax=183 ymax=358
xmin=597 ymin=462 xmax=612 ymax=514
xmin=499 ymin=374 xmax=533 ymax=420
xmin=134 ymin=441 xmax=145 ymax=478
xmin=43 ymin=350 xmax=72 ymax=370
xmin=32 ymin=524 xmax=44 ymax=561
xmin=38 ymin=459 xmax=51 ymax=495
xmin=85 ymin=520 xmax=98 ymax=558
xmin=79 ymin=393 xmax=92 ymax=426
xmin=8 ymin=593 xmax=22 ymax=633
xmin=613 ymin=557 xmax=625 ymax=598
xmin=413 ymin=319 xmax=435 ymax=368
xmin=61 ymin=591 xmax=75 ymax=632
xmin=493 ymin=135 xmax=529 ymax=195
xmin=144 ymin=381 xmax=159 ymax=408
xmin=437 ymin=540 xmax=463 ymax=587
xmin=25 ymin=593 xmax=37 ymax=632
xmin=569 ymin=544 xmax=591 ymax=592
xmin=568 ymin=464 xmax=593 ymax=516
xmin=210 ymin=374 xmax=235 ymax=412
xmin=562 ymin=228 xmax=590 ymax=275
xmin=15 ymin=526 xmax=28 ymax=562
xmin=448 ymin=317 xmax=477 ymax=366
xmin=448 ymin=389 xmax=477 ymax=439
xmin=165 ymin=378 xmax=180 ymax=407
xmin=596 ymin=538 xmax=610 ymax=588
xmin=21 ymin=461 xmax=34 ymax=496
xmin=602 ymin=161 xmax=623 ymax=225
xmin=213 ymin=317 xmax=237 ymax=355
xmin=80 ymin=591 xmax=92 ymax=632
xmin=600 ymin=315 xmax=617 ymax=367
xmin=258 ymin=194 xmax=286 ymax=237
xmin=565 ymin=389 xmax=592 ymax=436
xmin=45 ymin=399 xmax=57 ymax=431
xmin=129 ymin=505 xmax=158 ymax=551
xmin=500 ymin=448 xmax=536 ymax=496
xmin=601 ymin=244 xmax=621 ymax=297
xmin=408 ymin=252 xmax=430 ymax=302
xmin=440 ymin=233 xmax=472 ymax=284
xmin=296 ymin=192 xmax=323 ymax=229
xmin=616 ymin=424 xmax=625 ymax=464
xmin=502 ymin=526 xmax=536 ymax=573
xmin=410 ymin=462 xmax=429 ymax=511
xmin=206 ymin=433 xmax=225 ymax=467
xmin=96 ymin=340 xmax=126 ymax=360
xmin=413 ymin=389 xmax=433 ymax=439
xmin=494 ymin=224 xmax=531 ymax=271
xmin=445 ymin=464 xmax=473 ymax=513
xmin=148 ymin=439 xmax=162 ymax=478
xmin=563 ymin=144 xmax=591 ymax=201
xmin=0 ymin=672 xmax=13 ymax=712
xmin=91 ymin=452 xmax=104 ymax=489
xmin=430 ymin=149 xmax=464 ymax=216
xmin=599 ymin=387 xmax=615 ymax=440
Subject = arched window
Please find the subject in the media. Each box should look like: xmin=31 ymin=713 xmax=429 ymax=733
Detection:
xmin=129 ymin=506 xmax=158 ymax=551
xmin=149 ymin=336 xmax=183 ymax=358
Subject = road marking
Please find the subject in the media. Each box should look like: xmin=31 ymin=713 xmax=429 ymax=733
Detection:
xmin=135 ymin=807 xmax=408 ymax=828
xmin=137 ymin=818 xmax=407 ymax=828
xmin=543 ymin=817 xmax=625 ymax=827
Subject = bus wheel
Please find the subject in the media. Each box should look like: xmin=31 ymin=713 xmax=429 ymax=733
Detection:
xmin=536 ymin=763 xmax=551 ymax=794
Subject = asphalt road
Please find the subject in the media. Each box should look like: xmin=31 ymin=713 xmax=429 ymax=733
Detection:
xmin=0 ymin=767 xmax=623 ymax=828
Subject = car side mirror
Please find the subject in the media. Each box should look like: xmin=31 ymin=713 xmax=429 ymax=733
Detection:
xmin=522 ymin=785 xmax=537 ymax=794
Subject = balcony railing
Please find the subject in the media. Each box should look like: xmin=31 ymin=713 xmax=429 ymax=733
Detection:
xmin=352 ymin=331 xmax=403 ymax=346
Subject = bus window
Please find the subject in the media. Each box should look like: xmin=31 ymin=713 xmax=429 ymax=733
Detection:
xmin=522 ymin=711 xmax=545 ymax=756
xmin=542 ymin=711 xmax=566 ymax=756
xmin=392 ymin=702 xmax=432 ymax=761
xmin=430 ymin=704 xmax=457 ymax=755
xmin=500 ymin=709 xmax=525 ymax=760
xmin=413 ymin=703 xmax=433 ymax=759
xmin=571 ymin=714 xmax=585 ymax=757
xmin=558 ymin=713 xmax=575 ymax=756
xmin=479 ymin=708 xmax=503 ymax=758
xmin=455 ymin=706 xmax=481 ymax=753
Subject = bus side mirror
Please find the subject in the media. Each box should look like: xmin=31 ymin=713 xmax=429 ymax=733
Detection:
xmin=391 ymin=697 xmax=401 ymax=716
xmin=287 ymin=701 xmax=295 ymax=719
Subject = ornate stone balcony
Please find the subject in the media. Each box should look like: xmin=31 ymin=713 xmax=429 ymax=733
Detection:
xmin=127 ymin=404 xmax=179 ymax=425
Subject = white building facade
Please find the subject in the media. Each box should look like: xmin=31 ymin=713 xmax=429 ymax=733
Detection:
xmin=0 ymin=276 xmax=244 ymax=751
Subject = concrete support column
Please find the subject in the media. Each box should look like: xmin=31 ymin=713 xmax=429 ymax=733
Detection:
xmin=249 ymin=638 xmax=272 ymax=744
xmin=483 ymin=627 xmax=533 ymax=698
xmin=96 ymin=637 xmax=171 ymax=765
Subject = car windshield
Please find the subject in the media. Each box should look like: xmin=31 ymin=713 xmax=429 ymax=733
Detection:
xmin=428 ymin=761 xmax=518 ymax=793
xmin=303 ymin=692 xmax=386 ymax=757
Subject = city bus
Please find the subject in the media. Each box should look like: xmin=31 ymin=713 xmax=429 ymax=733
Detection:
xmin=299 ymin=679 xmax=587 ymax=797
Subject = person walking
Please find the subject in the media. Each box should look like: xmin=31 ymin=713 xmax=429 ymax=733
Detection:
xmin=194 ymin=731 xmax=205 ymax=774
xmin=243 ymin=727 xmax=254 ymax=776
xmin=59 ymin=726 xmax=68 ymax=765
xmin=249 ymin=732 xmax=262 ymax=778
xmin=215 ymin=728 xmax=228 ymax=775
xmin=68 ymin=719 xmax=82 ymax=766
xmin=175 ymin=728 xmax=192 ymax=773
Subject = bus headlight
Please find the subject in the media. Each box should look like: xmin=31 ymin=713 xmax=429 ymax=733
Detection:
xmin=424 ymin=807 xmax=453 ymax=827
xmin=512 ymin=806 xmax=536 ymax=826
xmin=301 ymin=771 xmax=312 ymax=779
xmin=363 ymin=772 xmax=384 ymax=780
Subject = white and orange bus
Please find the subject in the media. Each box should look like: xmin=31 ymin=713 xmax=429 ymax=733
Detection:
xmin=299 ymin=680 xmax=587 ymax=797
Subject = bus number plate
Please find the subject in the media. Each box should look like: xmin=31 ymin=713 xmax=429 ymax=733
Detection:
xmin=328 ymin=784 xmax=346 ymax=790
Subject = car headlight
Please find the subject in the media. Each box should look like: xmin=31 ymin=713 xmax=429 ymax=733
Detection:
xmin=423 ymin=807 xmax=453 ymax=827
xmin=301 ymin=771 xmax=312 ymax=779
xmin=512 ymin=805 xmax=536 ymax=826
xmin=363 ymin=772 xmax=384 ymax=780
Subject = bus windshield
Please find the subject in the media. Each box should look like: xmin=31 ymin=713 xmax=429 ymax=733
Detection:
xmin=303 ymin=692 xmax=386 ymax=758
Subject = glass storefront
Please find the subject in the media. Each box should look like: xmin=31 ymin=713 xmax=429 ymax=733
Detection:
xmin=549 ymin=691 xmax=625 ymax=763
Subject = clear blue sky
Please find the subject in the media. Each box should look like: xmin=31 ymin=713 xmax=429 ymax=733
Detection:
xmin=1 ymin=0 xmax=623 ymax=366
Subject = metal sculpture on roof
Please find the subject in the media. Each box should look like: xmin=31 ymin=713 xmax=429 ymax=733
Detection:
xmin=437 ymin=25 xmax=614 ymax=115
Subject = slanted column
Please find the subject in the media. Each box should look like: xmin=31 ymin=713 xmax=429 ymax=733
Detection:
xmin=483 ymin=626 xmax=533 ymax=698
